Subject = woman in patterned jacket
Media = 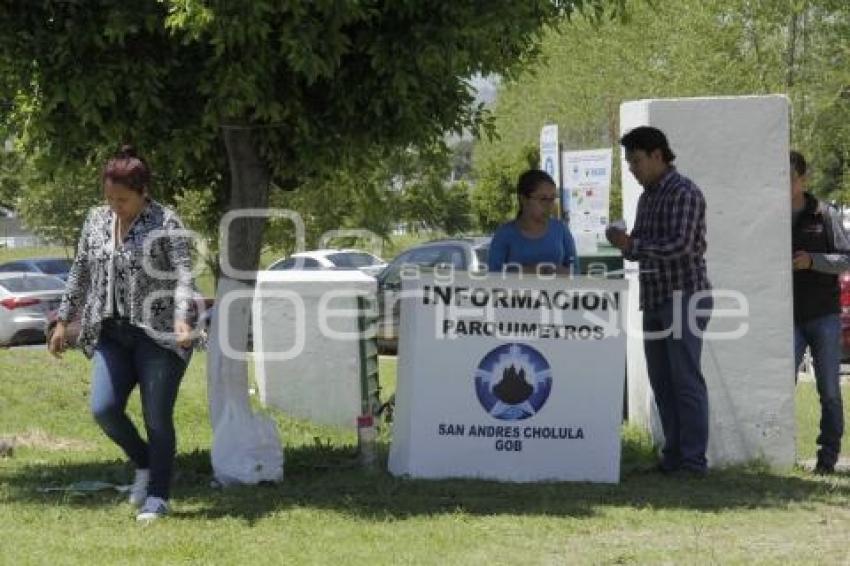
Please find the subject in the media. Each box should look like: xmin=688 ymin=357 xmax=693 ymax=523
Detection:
xmin=48 ymin=145 xmax=197 ymax=521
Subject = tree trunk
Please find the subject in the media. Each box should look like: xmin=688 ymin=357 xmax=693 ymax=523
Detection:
xmin=786 ymin=10 xmax=799 ymax=89
xmin=221 ymin=125 xmax=270 ymax=276
xmin=206 ymin=125 xmax=283 ymax=484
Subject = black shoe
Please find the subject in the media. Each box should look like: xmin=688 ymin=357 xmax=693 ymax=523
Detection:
xmin=656 ymin=455 xmax=681 ymax=475
xmin=814 ymin=461 xmax=835 ymax=475
xmin=631 ymin=461 xmax=677 ymax=476
xmin=657 ymin=462 xmax=679 ymax=475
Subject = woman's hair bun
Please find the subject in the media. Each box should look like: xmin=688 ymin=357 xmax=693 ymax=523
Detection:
xmin=103 ymin=144 xmax=150 ymax=192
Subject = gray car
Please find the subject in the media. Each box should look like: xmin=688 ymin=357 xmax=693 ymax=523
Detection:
xmin=0 ymin=272 xmax=66 ymax=345
xmin=376 ymin=237 xmax=490 ymax=353
xmin=0 ymin=257 xmax=72 ymax=281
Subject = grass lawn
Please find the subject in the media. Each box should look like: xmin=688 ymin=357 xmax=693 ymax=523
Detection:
xmin=0 ymin=245 xmax=71 ymax=262
xmin=1 ymin=349 xmax=849 ymax=565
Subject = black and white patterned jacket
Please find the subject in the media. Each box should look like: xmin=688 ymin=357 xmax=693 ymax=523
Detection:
xmin=58 ymin=200 xmax=196 ymax=359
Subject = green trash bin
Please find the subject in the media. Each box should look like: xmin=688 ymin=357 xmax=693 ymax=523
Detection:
xmin=579 ymin=242 xmax=624 ymax=277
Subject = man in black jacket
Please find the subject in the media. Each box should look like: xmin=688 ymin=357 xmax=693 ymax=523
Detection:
xmin=791 ymin=150 xmax=849 ymax=474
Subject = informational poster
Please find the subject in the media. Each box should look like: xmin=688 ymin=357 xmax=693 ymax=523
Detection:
xmin=562 ymin=149 xmax=613 ymax=250
xmin=388 ymin=273 xmax=628 ymax=483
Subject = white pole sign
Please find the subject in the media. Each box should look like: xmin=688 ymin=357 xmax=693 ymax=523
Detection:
xmin=540 ymin=124 xmax=561 ymax=189
xmin=388 ymin=273 xmax=628 ymax=483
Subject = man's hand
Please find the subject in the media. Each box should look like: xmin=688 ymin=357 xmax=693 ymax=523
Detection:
xmin=793 ymin=250 xmax=813 ymax=270
xmin=48 ymin=322 xmax=67 ymax=359
xmin=606 ymin=226 xmax=631 ymax=251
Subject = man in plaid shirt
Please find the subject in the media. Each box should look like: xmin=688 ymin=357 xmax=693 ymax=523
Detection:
xmin=607 ymin=126 xmax=713 ymax=476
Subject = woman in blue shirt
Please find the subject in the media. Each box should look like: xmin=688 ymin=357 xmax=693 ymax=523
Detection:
xmin=488 ymin=169 xmax=578 ymax=274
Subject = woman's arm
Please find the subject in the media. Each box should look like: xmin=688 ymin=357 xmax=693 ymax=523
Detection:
xmin=487 ymin=226 xmax=510 ymax=273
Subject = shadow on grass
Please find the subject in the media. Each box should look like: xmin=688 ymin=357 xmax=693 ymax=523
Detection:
xmin=3 ymin=437 xmax=849 ymax=524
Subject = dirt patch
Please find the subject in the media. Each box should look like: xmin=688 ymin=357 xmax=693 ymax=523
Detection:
xmin=0 ymin=429 xmax=96 ymax=453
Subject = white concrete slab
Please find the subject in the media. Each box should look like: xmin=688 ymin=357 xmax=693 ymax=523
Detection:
xmin=253 ymin=270 xmax=377 ymax=429
xmin=620 ymin=95 xmax=795 ymax=469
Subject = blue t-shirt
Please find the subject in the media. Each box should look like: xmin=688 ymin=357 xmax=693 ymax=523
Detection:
xmin=487 ymin=219 xmax=578 ymax=272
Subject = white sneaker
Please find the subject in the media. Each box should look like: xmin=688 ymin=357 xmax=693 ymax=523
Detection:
xmin=136 ymin=496 xmax=169 ymax=522
xmin=128 ymin=469 xmax=149 ymax=508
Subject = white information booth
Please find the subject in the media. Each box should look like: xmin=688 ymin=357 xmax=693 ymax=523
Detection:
xmin=389 ymin=273 xmax=628 ymax=483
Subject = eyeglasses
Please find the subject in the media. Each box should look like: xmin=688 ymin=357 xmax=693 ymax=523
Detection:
xmin=527 ymin=195 xmax=556 ymax=204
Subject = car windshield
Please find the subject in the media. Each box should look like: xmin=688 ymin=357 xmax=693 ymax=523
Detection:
xmin=327 ymin=252 xmax=379 ymax=268
xmin=0 ymin=275 xmax=65 ymax=293
xmin=34 ymin=259 xmax=72 ymax=275
xmin=269 ymin=257 xmax=322 ymax=270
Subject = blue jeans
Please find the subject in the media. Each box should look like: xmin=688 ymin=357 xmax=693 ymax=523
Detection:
xmin=643 ymin=292 xmax=713 ymax=472
xmin=91 ymin=319 xmax=188 ymax=499
xmin=794 ymin=313 xmax=844 ymax=467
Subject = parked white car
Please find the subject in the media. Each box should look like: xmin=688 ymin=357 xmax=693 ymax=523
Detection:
xmin=267 ymin=249 xmax=387 ymax=276
xmin=0 ymin=272 xmax=66 ymax=345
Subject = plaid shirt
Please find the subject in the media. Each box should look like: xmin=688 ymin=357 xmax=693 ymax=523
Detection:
xmin=624 ymin=167 xmax=711 ymax=310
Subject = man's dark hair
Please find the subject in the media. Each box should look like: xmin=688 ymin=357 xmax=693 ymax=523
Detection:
xmin=790 ymin=150 xmax=807 ymax=177
xmin=620 ymin=126 xmax=676 ymax=163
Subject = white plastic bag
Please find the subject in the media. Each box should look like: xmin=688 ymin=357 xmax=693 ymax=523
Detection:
xmin=211 ymin=400 xmax=284 ymax=485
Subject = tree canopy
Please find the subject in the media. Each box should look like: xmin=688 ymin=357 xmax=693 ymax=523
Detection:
xmin=0 ymin=0 xmax=629 ymax=268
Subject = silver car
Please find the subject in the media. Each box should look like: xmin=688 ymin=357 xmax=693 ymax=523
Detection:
xmin=0 ymin=272 xmax=66 ymax=345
